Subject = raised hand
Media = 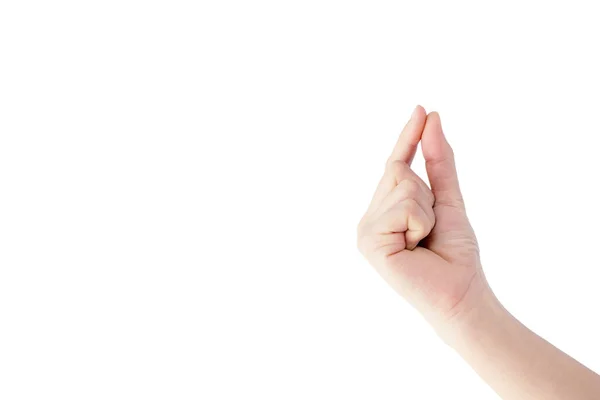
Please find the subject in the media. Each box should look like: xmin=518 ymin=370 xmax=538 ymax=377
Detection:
xmin=358 ymin=106 xmax=600 ymax=399
xmin=357 ymin=106 xmax=489 ymax=331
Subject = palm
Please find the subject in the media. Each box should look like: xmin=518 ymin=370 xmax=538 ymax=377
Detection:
xmin=384 ymin=205 xmax=480 ymax=321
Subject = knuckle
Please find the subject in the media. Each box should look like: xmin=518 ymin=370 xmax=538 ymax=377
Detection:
xmin=384 ymin=158 xmax=397 ymax=171
xmin=401 ymin=198 xmax=420 ymax=213
xmin=356 ymin=220 xmax=366 ymax=241
xmin=399 ymin=179 xmax=420 ymax=198
xmin=385 ymin=159 xmax=408 ymax=177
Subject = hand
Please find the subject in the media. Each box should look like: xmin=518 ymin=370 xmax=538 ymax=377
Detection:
xmin=358 ymin=107 xmax=600 ymax=397
xmin=357 ymin=106 xmax=491 ymax=332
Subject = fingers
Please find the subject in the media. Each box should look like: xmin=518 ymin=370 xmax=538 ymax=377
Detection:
xmin=365 ymin=169 xmax=436 ymax=252
xmin=358 ymin=105 xmax=436 ymax=256
xmin=373 ymin=199 xmax=434 ymax=250
xmin=365 ymin=106 xmax=427 ymax=216
xmin=375 ymin=178 xmax=435 ymax=225
xmin=387 ymin=105 xmax=427 ymax=167
xmin=421 ymin=112 xmax=464 ymax=209
xmin=366 ymin=160 xmax=431 ymax=216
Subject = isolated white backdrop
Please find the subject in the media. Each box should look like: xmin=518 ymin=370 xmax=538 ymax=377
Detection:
xmin=1 ymin=1 xmax=599 ymax=399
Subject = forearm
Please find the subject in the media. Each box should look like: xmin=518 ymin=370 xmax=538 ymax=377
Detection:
xmin=440 ymin=290 xmax=600 ymax=399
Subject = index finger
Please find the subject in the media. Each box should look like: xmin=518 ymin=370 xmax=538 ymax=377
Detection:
xmin=386 ymin=105 xmax=427 ymax=167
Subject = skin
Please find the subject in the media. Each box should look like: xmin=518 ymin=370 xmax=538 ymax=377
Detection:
xmin=357 ymin=106 xmax=600 ymax=399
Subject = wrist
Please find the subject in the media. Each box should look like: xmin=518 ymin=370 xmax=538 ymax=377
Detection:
xmin=434 ymin=276 xmax=513 ymax=348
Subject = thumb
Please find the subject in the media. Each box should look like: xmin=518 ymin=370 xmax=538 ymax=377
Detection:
xmin=421 ymin=112 xmax=464 ymax=209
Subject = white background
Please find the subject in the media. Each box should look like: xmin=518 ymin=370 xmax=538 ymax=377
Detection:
xmin=1 ymin=1 xmax=599 ymax=399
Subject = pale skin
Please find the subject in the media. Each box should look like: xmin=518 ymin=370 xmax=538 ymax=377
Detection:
xmin=357 ymin=106 xmax=600 ymax=399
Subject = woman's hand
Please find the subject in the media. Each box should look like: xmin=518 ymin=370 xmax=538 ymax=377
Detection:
xmin=357 ymin=106 xmax=489 ymax=332
xmin=358 ymin=107 xmax=600 ymax=399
